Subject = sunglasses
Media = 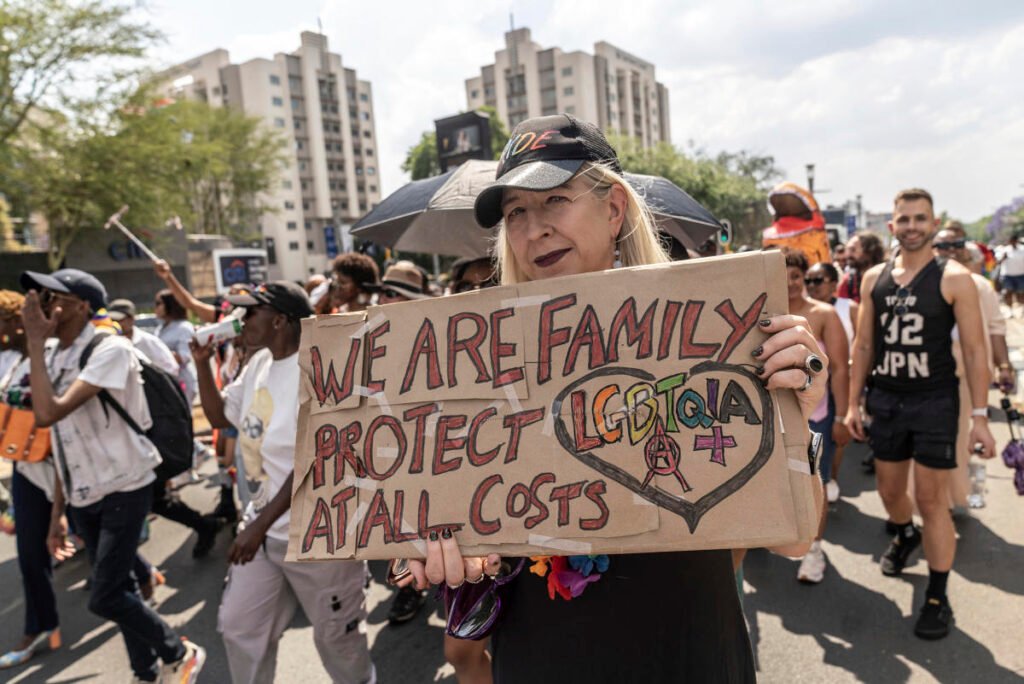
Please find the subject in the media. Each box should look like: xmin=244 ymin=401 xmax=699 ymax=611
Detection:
xmin=442 ymin=558 xmax=524 ymax=640
xmin=453 ymin=279 xmax=497 ymax=294
xmin=893 ymin=286 xmax=911 ymax=317
xmin=933 ymin=240 xmax=966 ymax=250
xmin=41 ymin=290 xmax=78 ymax=306
xmin=379 ymin=288 xmax=409 ymax=300
xmin=803 ymin=277 xmax=829 ymax=286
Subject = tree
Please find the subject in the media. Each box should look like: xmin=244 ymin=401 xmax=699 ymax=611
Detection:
xmin=610 ymin=136 xmax=781 ymax=247
xmin=401 ymin=107 xmax=510 ymax=181
xmin=10 ymin=94 xmax=285 ymax=268
xmin=0 ymin=0 xmax=160 ymax=145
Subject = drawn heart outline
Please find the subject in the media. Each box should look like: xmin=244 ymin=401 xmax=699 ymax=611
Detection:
xmin=551 ymin=362 xmax=775 ymax=533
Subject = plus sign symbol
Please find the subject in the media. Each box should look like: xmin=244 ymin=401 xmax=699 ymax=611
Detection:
xmin=693 ymin=426 xmax=737 ymax=467
xmin=641 ymin=417 xmax=692 ymax=493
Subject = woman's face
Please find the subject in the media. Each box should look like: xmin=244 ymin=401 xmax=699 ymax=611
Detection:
xmin=804 ymin=263 xmax=836 ymax=302
xmin=0 ymin=312 xmax=23 ymax=350
xmin=502 ymin=175 xmax=626 ymax=282
xmin=333 ymin=273 xmax=358 ymax=305
xmin=786 ymin=266 xmax=807 ymax=301
xmin=153 ymin=298 xmax=167 ymax=321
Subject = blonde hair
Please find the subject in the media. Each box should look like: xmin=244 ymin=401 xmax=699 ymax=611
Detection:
xmin=494 ymin=162 xmax=670 ymax=285
xmin=0 ymin=290 xmax=25 ymax=318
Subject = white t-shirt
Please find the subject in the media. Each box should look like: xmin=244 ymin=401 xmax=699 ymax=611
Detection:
xmin=131 ymin=327 xmax=179 ymax=376
xmin=49 ymin=325 xmax=159 ymax=507
xmin=223 ymin=348 xmax=298 ymax=541
xmin=158 ymin=319 xmax=197 ymax=404
xmin=1000 ymin=243 xmax=1024 ymax=276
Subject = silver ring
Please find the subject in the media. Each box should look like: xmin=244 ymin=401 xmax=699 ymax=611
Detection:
xmin=465 ymin=573 xmax=485 ymax=584
xmin=804 ymin=353 xmax=825 ymax=375
xmin=798 ymin=372 xmax=813 ymax=392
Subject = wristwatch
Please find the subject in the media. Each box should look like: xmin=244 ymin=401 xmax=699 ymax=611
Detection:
xmin=807 ymin=431 xmax=823 ymax=476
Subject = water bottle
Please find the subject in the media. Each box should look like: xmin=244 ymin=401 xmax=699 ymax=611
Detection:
xmin=968 ymin=457 xmax=987 ymax=509
xmin=193 ymin=317 xmax=244 ymax=346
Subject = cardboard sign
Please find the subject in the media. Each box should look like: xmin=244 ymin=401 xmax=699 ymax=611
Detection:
xmin=288 ymin=252 xmax=817 ymax=561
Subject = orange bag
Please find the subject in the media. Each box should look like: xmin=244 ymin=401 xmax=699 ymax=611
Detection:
xmin=0 ymin=404 xmax=50 ymax=462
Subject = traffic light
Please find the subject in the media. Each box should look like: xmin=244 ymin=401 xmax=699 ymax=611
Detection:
xmin=718 ymin=219 xmax=733 ymax=247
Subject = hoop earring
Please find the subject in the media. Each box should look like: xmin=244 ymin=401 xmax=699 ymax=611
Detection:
xmin=613 ymin=246 xmax=622 ymax=269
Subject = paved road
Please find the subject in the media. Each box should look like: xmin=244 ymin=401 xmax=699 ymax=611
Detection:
xmin=1 ymin=407 xmax=1022 ymax=683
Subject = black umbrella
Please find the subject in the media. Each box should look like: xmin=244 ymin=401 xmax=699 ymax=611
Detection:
xmin=351 ymin=160 xmax=722 ymax=257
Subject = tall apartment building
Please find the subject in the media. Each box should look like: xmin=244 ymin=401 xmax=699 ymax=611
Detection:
xmin=154 ymin=32 xmax=381 ymax=281
xmin=466 ymin=28 xmax=671 ymax=147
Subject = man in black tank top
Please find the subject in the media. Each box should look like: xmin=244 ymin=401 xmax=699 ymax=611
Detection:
xmin=844 ymin=188 xmax=996 ymax=641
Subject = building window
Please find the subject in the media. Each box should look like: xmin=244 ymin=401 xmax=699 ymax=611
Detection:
xmin=294 ymin=120 xmax=301 ymax=130
xmin=565 ymin=105 xmax=575 ymax=114
xmin=291 ymin=98 xmax=301 ymax=109
xmin=266 ymin=237 xmax=276 ymax=264
xmin=274 ymin=117 xmax=285 ymax=127
xmin=359 ymin=93 xmax=368 ymax=102
xmin=342 ymin=201 xmax=349 ymax=210
xmin=484 ymin=86 xmax=494 ymax=97
xmin=299 ymin=161 xmax=307 ymax=171
xmin=355 ymin=167 xmax=363 ymax=176
xmin=363 ymin=130 xmax=371 ymax=138
xmin=287 ymin=221 xmax=297 ymax=230
xmin=270 ymin=74 xmax=281 ymax=85
xmin=305 ymin=220 xmax=312 ymax=229
xmin=307 ymin=240 xmax=314 ymax=250
xmin=359 ymin=203 xmax=367 ymax=212
xmin=296 ymin=140 xmax=304 ymax=150
xmin=563 ymin=86 xmax=574 ymax=96
xmin=470 ymin=89 xmax=479 ymax=99
xmin=369 ymin=185 xmax=377 ymax=192
xmin=282 ymin=180 xmax=292 ymax=189
xmin=284 ymin=201 xmax=295 ymax=209
xmin=561 ymin=66 xmax=573 ymax=77
xmin=272 ymin=96 xmax=284 ymax=106
xmin=367 ymin=166 xmax=376 ymax=175
xmin=302 ymin=201 xmax=310 ymax=211
xmin=365 ymin=148 xmax=373 ymax=156
xmin=289 ymin=241 xmax=299 ymax=251
xmin=360 ymin=111 xmax=370 ymax=121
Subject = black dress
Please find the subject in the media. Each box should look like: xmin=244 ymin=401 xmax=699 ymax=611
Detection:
xmin=491 ymin=549 xmax=756 ymax=683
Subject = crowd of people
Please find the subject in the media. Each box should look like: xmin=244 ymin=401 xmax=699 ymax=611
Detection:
xmin=0 ymin=112 xmax=1016 ymax=682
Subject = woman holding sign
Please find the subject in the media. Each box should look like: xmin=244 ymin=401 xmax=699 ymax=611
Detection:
xmin=395 ymin=114 xmax=826 ymax=682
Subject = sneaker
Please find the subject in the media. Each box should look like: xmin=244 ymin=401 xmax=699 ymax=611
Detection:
xmin=826 ymin=480 xmax=840 ymax=503
xmin=192 ymin=516 xmax=220 ymax=559
xmin=880 ymin=527 xmax=921 ymax=576
xmin=914 ymin=596 xmax=954 ymax=640
xmin=797 ymin=541 xmax=826 ymax=583
xmin=387 ymin=586 xmax=427 ymax=625
xmin=159 ymin=639 xmax=205 ymax=684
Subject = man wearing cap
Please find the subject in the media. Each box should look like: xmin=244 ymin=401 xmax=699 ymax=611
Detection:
xmin=191 ymin=281 xmax=374 ymax=684
xmin=19 ymin=269 xmax=205 ymax=683
xmin=107 ymin=299 xmax=179 ymax=376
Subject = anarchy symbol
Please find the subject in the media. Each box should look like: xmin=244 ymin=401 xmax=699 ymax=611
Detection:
xmin=642 ymin=418 xmax=692 ymax=493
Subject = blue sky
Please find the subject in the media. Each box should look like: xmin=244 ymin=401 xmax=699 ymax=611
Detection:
xmin=141 ymin=0 xmax=1024 ymax=222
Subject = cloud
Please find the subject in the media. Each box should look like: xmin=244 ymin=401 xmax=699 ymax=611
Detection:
xmin=144 ymin=0 xmax=1024 ymax=221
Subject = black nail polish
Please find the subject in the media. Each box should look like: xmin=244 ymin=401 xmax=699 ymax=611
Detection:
xmin=442 ymin=527 xmax=453 ymax=539
xmin=429 ymin=530 xmax=438 ymax=542
xmin=755 ymin=365 xmax=765 ymax=375
xmin=759 ymin=319 xmax=771 ymax=327
xmin=752 ymin=345 xmax=763 ymax=357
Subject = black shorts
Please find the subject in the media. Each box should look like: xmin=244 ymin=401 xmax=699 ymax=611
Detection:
xmin=866 ymin=385 xmax=959 ymax=470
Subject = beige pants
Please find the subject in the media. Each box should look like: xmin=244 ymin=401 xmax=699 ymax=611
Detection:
xmin=218 ymin=536 xmax=374 ymax=684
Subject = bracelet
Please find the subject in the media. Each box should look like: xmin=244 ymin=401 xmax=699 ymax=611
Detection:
xmin=998 ymin=363 xmax=1012 ymax=370
xmin=971 ymin=408 xmax=988 ymax=418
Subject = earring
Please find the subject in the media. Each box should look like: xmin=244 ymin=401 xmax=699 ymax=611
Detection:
xmin=613 ymin=247 xmax=622 ymax=269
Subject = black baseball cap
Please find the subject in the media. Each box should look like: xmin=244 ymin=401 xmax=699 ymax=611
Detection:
xmin=20 ymin=269 xmax=108 ymax=312
xmin=474 ymin=113 xmax=622 ymax=228
xmin=226 ymin=281 xmax=313 ymax=319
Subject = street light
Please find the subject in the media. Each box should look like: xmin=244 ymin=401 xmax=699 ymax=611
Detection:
xmin=806 ymin=164 xmax=815 ymax=195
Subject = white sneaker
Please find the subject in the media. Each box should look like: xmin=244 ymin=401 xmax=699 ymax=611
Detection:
xmin=797 ymin=541 xmax=826 ymax=584
xmin=159 ymin=639 xmax=205 ymax=684
xmin=826 ymin=479 xmax=840 ymax=503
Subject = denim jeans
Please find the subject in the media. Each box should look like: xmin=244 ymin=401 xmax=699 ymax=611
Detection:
xmin=12 ymin=469 xmax=59 ymax=635
xmin=70 ymin=485 xmax=185 ymax=680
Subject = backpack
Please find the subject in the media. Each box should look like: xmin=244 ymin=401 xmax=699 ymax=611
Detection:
xmin=80 ymin=332 xmax=193 ymax=480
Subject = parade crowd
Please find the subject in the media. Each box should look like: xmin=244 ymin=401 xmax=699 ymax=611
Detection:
xmin=0 ymin=114 xmax=1016 ymax=683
